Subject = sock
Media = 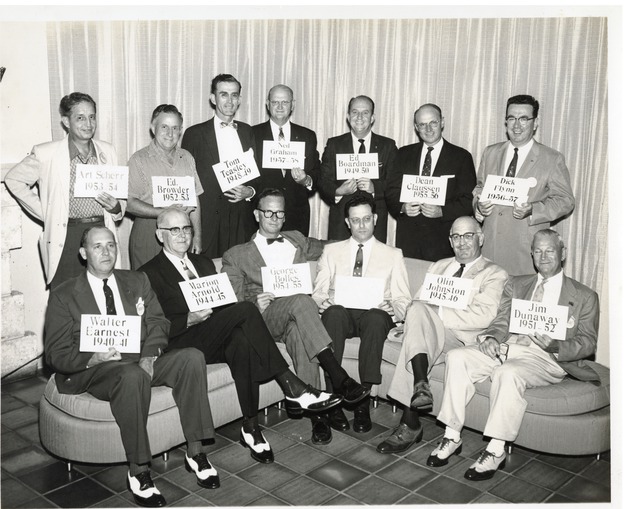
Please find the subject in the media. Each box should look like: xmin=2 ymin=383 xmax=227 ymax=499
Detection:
xmin=317 ymin=348 xmax=348 ymax=389
xmin=486 ymin=438 xmax=506 ymax=456
xmin=410 ymin=353 xmax=429 ymax=384
xmin=444 ymin=426 xmax=461 ymax=443
xmin=242 ymin=415 xmax=259 ymax=434
xmin=129 ymin=462 xmax=149 ymax=477
xmin=276 ymin=369 xmax=307 ymax=398
xmin=187 ymin=440 xmax=202 ymax=458
xmin=400 ymin=407 xmax=421 ymax=430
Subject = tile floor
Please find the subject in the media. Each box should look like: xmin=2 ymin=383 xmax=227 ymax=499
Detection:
xmin=2 ymin=375 xmax=611 ymax=507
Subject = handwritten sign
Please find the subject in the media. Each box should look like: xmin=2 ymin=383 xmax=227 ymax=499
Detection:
xmin=74 ymin=164 xmax=128 ymax=199
xmin=479 ymin=175 xmax=537 ymax=206
xmin=417 ymin=273 xmax=474 ymax=309
xmin=212 ymin=150 xmax=260 ymax=192
xmin=178 ymin=273 xmax=238 ymax=312
xmin=262 ymin=140 xmax=305 ymax=169
xmin=79 ymin=314 xmax=141 ymax=353
xmin=336 ymin=153 xmax=379 ymax=180
xmin=151 ymin=176 xmax=196 ymax=207
xmin=399 ymin=175 xmax=451 ymax=205
xmin=508 ymin=298 xmax=569 ymax=340
xmin=261 ymin=263 xmax=313 ymax=297
xmin=334 ymin=276 xmax=385 ymax=310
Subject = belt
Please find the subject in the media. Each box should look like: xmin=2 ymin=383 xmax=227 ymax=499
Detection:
xmin=68 ymin=216 xmax=104 ymax=224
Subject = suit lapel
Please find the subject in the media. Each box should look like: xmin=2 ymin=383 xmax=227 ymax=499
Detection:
xmin=517 ymin=141 xmax=541 ymax=178
xmin=74 ymin=272 xmax=101 ymax=313
xmin=112 ymin=270 xmax=140 ymax=315
xmin=558 ymin=274 xmax=577 ymax=307
xmin=206 ymin=119 xmax=221 ymax=163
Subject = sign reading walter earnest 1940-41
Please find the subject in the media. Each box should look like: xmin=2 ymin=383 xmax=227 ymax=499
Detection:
xmin=336 ymin=153 xmax=379 ymax=180
xmin=213 ymin=150 xmax=260 ymax=192
xmin=262 ymin=141 xmax=305 ymax=169
xmin=508 ymin=299 xmax=569 ymax=341
xmin=151 ymin=176 xmax=197 ymax=207
xmin=74 ymin=164 xmax=129 ymax=199
xmin=178 ymin=273 xmax=238 ymax=312
xmin=79 ymin=314 xmax=141 ymax=353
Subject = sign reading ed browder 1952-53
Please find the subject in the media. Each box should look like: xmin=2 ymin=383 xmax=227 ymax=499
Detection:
xmin=508 ymin=299 xmax=569 ymax=341
xmin=178 ymin=273 xmax=238 ymax=312
xmin=79 ymin=314 xmax=141 ymax=353
xmin=336 ymin=153 xmax=379 ymax=180
xmin=151 ymin=176 xmax=196 ymax=207
xmin=399 ymin=175 xmax=452 ymax=205
xmin=74 ymin=164 xmax=129 ymax=199
xmin=262 ymin=140 xmax=305 ymax=169
xmin=479 ymin=175 xmax=537 ymax=206
xmin=212 ymin=149 xmax=260 ymax=192
xmin=261 ymin=263 xmax=313 ymax=297
xmin=418 ymin=273 xmax=473 ymax=309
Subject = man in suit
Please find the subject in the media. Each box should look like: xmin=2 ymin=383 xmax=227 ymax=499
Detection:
xmin=385 ymin=104 xmax=476 ymax=261
xmin=318 ymin=95 xmax=398 ymax=242
xmin=222 ymin=188 xmax=369 ymax=445
xmin=376 ymin=216 xmax=508 ymax=454
xmin=139 ymin=207 xmax=342 ymax=464
xmin=473 ymin=94 xmax=575 ymax=275
xmin=45 ymin=226 xmax=217 ymax=507
xmin=428 ymin=229 xmax=599 ymax=481
xmin=252 ymin=84 xmax=320 ymax=236
xmin=313 ymin=191 xmax=412 ymax=433
xmin=181 ymin=74 xmax=258 ymax=259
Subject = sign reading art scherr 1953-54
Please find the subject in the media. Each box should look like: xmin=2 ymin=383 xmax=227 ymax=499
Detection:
xmin=74 ymin=164 xmax=129 ymax=199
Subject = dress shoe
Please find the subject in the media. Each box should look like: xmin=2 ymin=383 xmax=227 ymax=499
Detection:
xmin=240 ymin=428 xmax=274 ymax=463
xmin=338 ymin=377 xmax=370 ymax=404
xmin=464 ymin=450 xmax=506 ymax=481
xmin=127 ymin=471 xmax=166 ymax=507
xmin=376 ymin=423 xmax=423 ymax=454
xmin=353 ymin=405 xmax=372 ymax=433
xmin=311 ymin=414 xmax=332 ymax=445
xmin=410 ymin=381 xmax=433 ymax=410
xmin=426 ymin=436 xmax=463 ymax=467
xmin=328 ymin=406 xmax=350 ymax=432
xmin=185 ymin=453 xmax=220 ymax=489
xmin=284 ymin=385 xmax=342 ymax=415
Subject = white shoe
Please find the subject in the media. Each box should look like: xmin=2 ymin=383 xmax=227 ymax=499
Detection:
xmin=127 ymin=471 xmax=166 ymax=507
xmin=185 ymin=453 xmax=220 ymax=488
xmin=464 ymin=450 xmax=506 ymax=481
xmin=284 ymin=385 xmax=342 ymax=414
xmin=426 ymin=436 xmax=462 ymax=467
xmin=240 ymin=428 xmax=274 ymax=463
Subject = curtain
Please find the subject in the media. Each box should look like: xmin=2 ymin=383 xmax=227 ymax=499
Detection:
xmin=47 ymin=17 xmax=608 ymax=294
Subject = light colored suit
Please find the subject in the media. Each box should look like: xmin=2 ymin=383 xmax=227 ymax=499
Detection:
xmin=472 ymin=140 xmax=574 ymax=276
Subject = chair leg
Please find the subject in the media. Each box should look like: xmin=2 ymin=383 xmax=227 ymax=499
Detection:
xmin=162 ymin=452 xmax=169 ymax=462
xmin=277 ymin=401 xmax=283 ymax=410
xmin=264 ymin=407 xmax=269 ymax=416
xmin=507 ymin=444 xmax=513 ymax=455
xmin=372 ymin=398 xmax=379 ymax=408
xmin=66 ymin=462 xmax=73 ymax=473
xmin=392 ymin=403 xmax=397 ymax=413
xmin=596 ymin=453 xmax=601 ymax=461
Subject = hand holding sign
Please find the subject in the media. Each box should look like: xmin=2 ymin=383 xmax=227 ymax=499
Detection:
xmin=213 ymin=150 xmax=260 ymax=192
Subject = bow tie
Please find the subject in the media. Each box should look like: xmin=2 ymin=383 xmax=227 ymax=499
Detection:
xmin=267 ymin=237 xmax=284 ymax=244
xmin=220 ymin=121 xmax=238 ymax=130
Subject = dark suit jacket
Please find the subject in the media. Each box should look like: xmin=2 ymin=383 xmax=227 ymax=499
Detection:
xmin=252 ymin=121 xmax=320 ymax=236
xmin=318 ymin=132 xmax=398 ymax=242
xmin=45 ymin=270 xmax=169 ymax=394
xmin=385 ymin=139 xmax=476 ymax=261
xmin=181 ymin=118 xmax=258 ymax=258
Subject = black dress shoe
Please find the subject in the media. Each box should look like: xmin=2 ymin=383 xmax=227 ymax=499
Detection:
xmin=185 ymin=453 xmax=220 ymax=489
xmin=127 ymin=471 xmax=166 ymax=508
xmin=328 ymin=406 xmax=350 ymax=431
xmin=338 ymin=377 xmax=370 ymax=405
xmin=311 ymin=415 xmax=332 ymax=445
xmin=240 ymin=428 xmax=274 ymax=464
xmin=353 ymin=405 xmax=372 ymax=433
xmin=284 ymin=385 xmax=343 ymax=415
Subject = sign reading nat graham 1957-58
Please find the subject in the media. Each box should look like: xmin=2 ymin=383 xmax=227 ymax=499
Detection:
xmin=479 ymin=175 xmax=537 ymax=206
xmin=151 ymin=176 xmax=196 ymax=207
xmin=79 ymin=314 xmax=141 ymax=353
xmin=179 ymin=273 xmax=238 ymax=312
xmin=74 ymin=164 xmax=129 ymax=199
xmin=212 ymin=150 xmax=260 ymax=192
xmin=336 ymin=153 xmax=379 ymax=180
xmin=262 ymin=140 xmax=305 ymax=170
xmin=399 ymin=175 xmax=451 ymax=205
xmin=418 ymin=273 xmax=473 ymax=310
xmin=261 ymin=263 xmax=313 ymax=297
xmin=508 ymin=298 xmax=569 ymax=341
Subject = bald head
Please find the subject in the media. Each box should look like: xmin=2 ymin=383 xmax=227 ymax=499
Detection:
xmin=267 ymin=85 xmax=295 ymax=126
xmin=156 ymin=207 xmax=193 ymax=258
xmin=449 ymin=216 xmax=484 ymax=264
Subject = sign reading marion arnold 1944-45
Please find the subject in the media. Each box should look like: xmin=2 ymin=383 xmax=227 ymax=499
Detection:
xmin=79 ymin=314 xmax=141 ymax=353
xmin=178 ymin=273 xmax=238 ymax=312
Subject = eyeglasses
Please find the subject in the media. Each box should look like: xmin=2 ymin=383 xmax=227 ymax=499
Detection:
xmin=349 ymin=111 xmax=372 ymax=119
xmin=505 ymin=116 xmax=535 ymax=126
xmin=270 ymin=100 xmax=291 ymax=107
xmin=257 ymin=209 xmax=286 ymax=219
xmin=497 ymin=343 xmax=509 ymax=364
xmin=449 ymin=232 xmax=477 ymax=242
xmin=348 ymin=215 xmax=374 ymax=226
xmin=416 ymin=120 xmax=440 ymax=131
xmin=158 ymin=226 xmax=193 ymax=236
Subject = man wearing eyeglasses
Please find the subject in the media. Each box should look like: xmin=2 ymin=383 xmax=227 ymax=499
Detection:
xmin=473 ymin=94 xmax=575 ymax=276
xmin=318 ymin=95 xmax=398 ymax=242
xmin=376 ymin=216 xmax=508 ymax=454
xmin=252 ymin=85 xmax=320 ymax=236
xmin=385 ymin=104 xmax=476 ymax=261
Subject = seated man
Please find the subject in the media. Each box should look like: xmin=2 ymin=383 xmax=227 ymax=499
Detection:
xmin=377 ymin=216 xmax=508 ymax=453
xmin=222 ymin=188 xmax=369 ymax=446
xmin=45 ymin=226 xmax=217 ymax=508
xmin=140 ymin=207 xmax=341 ymax=464
xmin=429 ymin=229 xmax=600 ymax=481
xmin=313 ymin=191 xmax=412 ymax=433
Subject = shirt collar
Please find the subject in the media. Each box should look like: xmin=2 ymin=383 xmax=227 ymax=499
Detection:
xmin=163 ymin=248 xmax=191 ymax=268
xmin=68 ymin=138 xmax=96 ymax=162
xmin=270 ymin=121 xmax=290 ymax=140
xmin=349 ymin=235 xmax=375 ymax=249
xmin=351 ymin=130 xmax=372 ymax=149
xmin=537 ymin=270 xmax=563 ymax=284
xmin=509 ymin=138 xmax=534 ymax=154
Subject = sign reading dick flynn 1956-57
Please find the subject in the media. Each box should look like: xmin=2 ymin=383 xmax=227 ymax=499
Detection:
xmin=212 ymin=149 xmax=260 ymax=192
xmin=151 ymin=176 xmax=197 ymax=207
xmin=74 ymin=164 xmax=129 ymax=199
xmin=479 ymin=175 xmax=537 ymax=206
xmin=262 ymin=140 xmax=305 ymax=170
xmin=179 ymin=273 xmax=238 ymax=312
xmin=79 ymin=314 xmax=141 ymax=353
xmin=336 ymin=153 xmax=379 ymax=180
xmin=508 ymin=299 xmax=569 ymax=341
xmin=418 ymin=274 xmax=473 ymax=310
xmin=261 ymin=263 xmax=313 ymax=297
xmin=399 ymin=175 xmax=452 ymax=205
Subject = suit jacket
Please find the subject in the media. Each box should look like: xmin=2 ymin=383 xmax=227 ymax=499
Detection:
xmin=5 ymin=136 xmax=124 ymax=283
xmin=472 ymin=140 xmax=575 ymax=275
xmin=312 ymin=238 xmax=411 ymax=322
xmin=222 ymin=230 xmax=326 ymax=303
xmin=484 ymin=273 xmax=600 ymax=382
xmin=44 ymin=269 xmax=169 ymax=394
xmin=252 ymin=121 xmax=320 ymax=236
xmin=181 ymin=119 xmax=258 ymax=258
xmin=318 ymin=132 xmax=398 ymax=242
xmin=385 ymin=139 xmax=476 ymax=261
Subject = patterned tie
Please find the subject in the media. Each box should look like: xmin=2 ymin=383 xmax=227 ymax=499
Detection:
xmin=421 ymin=146 xmax=434 ymax=176
xmin=181 ymin=259 xmax=197 ymax=280
xmin=103 ymin=278 xmax=117 ymax=315
xmin=221 ymin=121 xmax=238 ymax=130
xmin=358 ymin=139 xmax=366 ymax=154
xmin=278 ymin=127 xmax=285 ymax=141
xmin=353 ymin=244 xmax=364 ymax=277
xmin=531 ymin=279 xmax=546 ymax=302
xmin=506 ymin=147 xmax=519 ymax=177
xmin=452 ymin=263 xmax=465 ymax=278
xmin=266 ymin=237 xmax=285 ymax=244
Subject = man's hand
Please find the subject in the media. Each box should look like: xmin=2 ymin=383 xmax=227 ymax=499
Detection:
xmin=512 ymin=201 xmax=533 ymax=220
xmin=529 ymin=332 xmax=559 ymax=353
xmin=357 ymin=177 xmax=374 ymax=193
xmin=476 ymin=199 xmax=494 ymax=217
xmin=187 ymin=308 xmax=213 ymax=327
xmin=420 ymin=204 xmax=443 ymax=218
xmin=86 ymin=347 xmax=121 ymax=368
xmin=256 ymin=292 xmax=276 ymax=313
xmin=477 ymin=335 xmax=500 ymax=358
xmin=138 ymin=356 xmax=156 ymax=379
xmin=336 ymin=179 xmax=358 ymax=196
xmin=402 ymin=202 xmax=422 ymax=217
xmin=318 ymin=298 xmax=334 ymax=313
xmin=95 ymin=193 xmax=122 ymax=214
xmin=377 ymin=300 xmax=394 ymax=315
xmin=225 ymin=185 xmax=254 ymax=203
xmin=291 ymin=168 xmax=310 ymax=186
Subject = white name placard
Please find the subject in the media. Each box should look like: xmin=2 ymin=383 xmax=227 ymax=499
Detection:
xmin=334 ymin=276 xmax=385 ymax=310
xmin=178 ymin=273 xmax=238 ymax=312
xmin=479 ymin=175 xmax=537 ymax=206
xmin=336 ymin=153 xmax=379 ymax=180
xmin=261 ymin=263 xmax=313 ymax=297
xmin=418 ymin=273 xmax=474 ymax=309
xmin=151 ymin=176 xmax=196 ymax=207
xmin=399 ymin=175 xmax=451 ymax=205
xmin=212 ymin=150 xmax=260 ymax=192
xmin=262 ymin=140 xmax=305 ymax=170
xmin=508 ymin=298 xmax=568 ymax=340
xmin=79 ymin=314 xmax=141 ymax=353
xmin=74 ymin=164 xmax=129 ymax=199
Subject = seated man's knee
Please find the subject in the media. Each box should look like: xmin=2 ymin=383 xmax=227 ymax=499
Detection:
xmin=288 ymin=293 xmax=319 ymax=312
xmin=173 ymin=347 xmax=207 ymax=369
xmin=492 ymin=363 xmax=526 ymax=390
xmin=321 ymin=304 xmax=347 ymax=321
xmin=234 ymin=300 xmax=259 ymax=317
xmin=362 ymin=308 xmax=393 ymax=331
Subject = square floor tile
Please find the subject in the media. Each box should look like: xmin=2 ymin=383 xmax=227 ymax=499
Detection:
xmin=579 ymin=459 xmax=611 ymax=487
xmin=323 ymin=493 xmax=366 ymax=505
xmin=0 ymin=477 xmax=42 ymax=508
xmin=1 ymin=446 xmax=57 ymax=475
xmin=556 ymin=475 xmax=611 ymax=502
xmin=45 ymin=477 xmax=115 ymax=508
xmin=512 ymin=458 xmax=575 ymax=490
xmin=92 ymin=464 xmax=132 ymax=493
xmin=472 ymin=492 xmax=510 ymax=503
xmin=246 ymin=494 xmax=290 ymax=506
xmin=274 ymin=442 xmax=332 ymax=474
xmin=92 ymin=494 xmax=138 ymax=507
xmin=346 ymin=419 xmax=388 ymax=442
xmin=15 ymin=494 xmax=59 ymax=508
xmin=338 ymin=442 xmax=397 ymax=472
xmin=344 ymin=475 xmax=409 ymax=505
xmin=5 ymin=380 xmax=47 ymax=406
xmin=209 ymin=442 xmax=259 ymax=474
xmin=14 ymin=421 xmax=41 ymax=445
xmin=239 ymin=461 xmax=298 ymax=491
xmin=1 ymin=393 xmax=26 ymax=413
xmin=271 ymin=476 xmax=337 ymax=505
xmin=443 ymin=459 xmax=509 ymax=491
xmin=18 ymin=461 xmax=85 ymax=494
xmin=489 ymin=475 xmax=552 ymax=503
xmin=395 ymin=492 xmax=438 ymax=505
xmin=259 ymin=427 xmax=300 ymax=454
xmin=417 ymin=475 xmax=483 ymax=504
xmin=271 ymin=415 xmax=314 ymax=442
xmin=1 ymin=430 xmax=30 ymax=457
xmin=370 ymin=402 xmax=404 ymax=429
xmin=307 ymin=458 xmax=367 ymax=491
xmin=305 ymin=430 xmax=362 ymax=456
xmin=536 ymin=453 xmax=596 ymax=473
xmin=259 ymin=406 xmax=290 ymax=428
xmin=198 ymin=474 xmax=265 ymax=506
xmin=376 ymin=458 xmax=438 ymax=490
xmin=150 ymin=447 xmax=188 ymax=475
xmin=216 ymin=418 xmax=246 ymax=443
xmin=1 ymin=406 xmax=39 ymax=430
xmin=545 ymin=492 xmax=575 ymax=503
xmin=166 ymin=493 xmax=210 ymax=507
xmin=501 ymin=450 xmax=534 ymax=473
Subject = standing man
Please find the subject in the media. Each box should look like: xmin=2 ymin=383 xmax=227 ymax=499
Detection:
xmin=473 ymin=94 xmax=575 ymax=275
xmin=181 ymin=74 xmax=258 ymax=259
xmin=252 ymin=84 xmax=320 ymax=236
xmin=313 ymin=191 xmax=411 ymax=433
xmin=385 ymin=104 xmax=476 ymax=261
xmin=318 ymin=96 xmax=397 ymax=242
xmin=429 ymin=230 xmax=599 ymax=481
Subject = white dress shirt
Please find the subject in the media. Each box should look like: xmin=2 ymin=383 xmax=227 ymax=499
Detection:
xmin=253 ymin=232 xmax=297 ymax=267
xmin=163 ymin=249 xmax=200 ymax=280
xmin=503 ymin=138 xmax=534 ymax=177
xmin=86 ymin=271 xmax=125 ymax=315
xmin=348 ymin=236 xmax=375 ymax=277
xmin=419 ymin=137 xmax=444 ymax=176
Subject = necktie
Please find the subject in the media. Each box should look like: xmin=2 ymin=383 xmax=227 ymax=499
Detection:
xmin=181 ymin=259 xmax=197 ymax=280
xmin=221 ymin=121 xmax=238 ymax=130
xmin=267 ymin=237 xmax=285 ymax=244
xmin=506 ymin=147 xmax=519 ymax=177
xmin=278 ymin=127 xmax=285 ymax=141
xmin=452 ymin=263 xmax=466 ymax=278
xmin=531 ymin=279 xmax=546 ymax=302
xmin=103 ymin=278 xmax=117 ymax=315
xmin=421 ymin=146 xmax=434 ymax=176
xmin=353 ymin=244 xmax=364 ymax=277
xmin=358 ymin=139 xmax=366 ymax=154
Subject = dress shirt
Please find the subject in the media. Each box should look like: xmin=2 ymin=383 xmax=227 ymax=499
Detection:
xmin=86 ymin=271 xmax=125 ymax=315
xmin=351 ymin=131 xmax=373 ymax=154
xmin=533 ymin=270 xmax=563 ymax=305
xmin=214 ymin=115 xmax=244 ymax=161
xmin=270 ymin=121 xmax=291 ymax=142
xmin=162 ymin=249 xmax=200 ymax=280
xmin=253 ymin=232 xmax=297 ymax=267
xmin=502 ymin=138 xmax=534 ymax=177
xmin=435 ymin=255 xmax=483 ymax=319
xmin=418 ymin=137 xmax=444 ymax=176
xmin=348 ymin=236 xmax=375 ymax=277
xmin=68 ymin=139 xmax=105 ymax=218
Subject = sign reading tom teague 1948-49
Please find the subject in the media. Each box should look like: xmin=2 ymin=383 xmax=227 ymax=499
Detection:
xmin=399 ymin=175 xmax=452 ymax=205
xmin=418 ymin=273 xmax=474 ymax=310
xmin=212 ymin=149 xmax=260 ymax=192
xmin=178 ymin=273 xmax=238 ymax=312
xmin=73 ymin=164 xmax=129 ymax=199
xmin=479 ymin=175 xmax=537 ymax=206
xmin=508 ymin=299 xmax=569 ymax=341
xmin=262 ymin=140 xmax=306 ymax=170
xmin=334 ymin=275 xmax=385 ymax=310
xmin=79 ymin=314 xmax=142 ymax=353
xmin=151 ymin=176 xmax=197 ymax=207
xmin=261 ymin=263 xmax=313 ymax=297
xmin=336 ymin=153 xmax=379 ymax=180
